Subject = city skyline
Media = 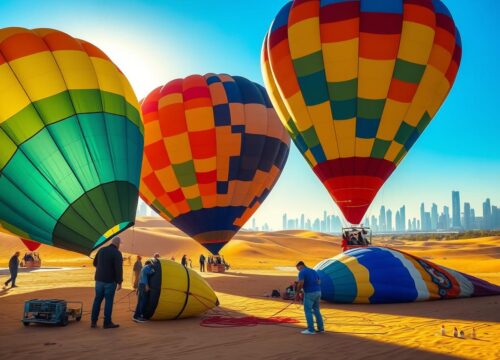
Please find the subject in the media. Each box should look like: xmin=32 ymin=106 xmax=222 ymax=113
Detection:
xmin=244 ymin=190 xmax=500 ymax=232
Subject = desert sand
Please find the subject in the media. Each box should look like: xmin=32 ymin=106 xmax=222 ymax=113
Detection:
xmin=0 ymin=217 xmax=499 ymax=360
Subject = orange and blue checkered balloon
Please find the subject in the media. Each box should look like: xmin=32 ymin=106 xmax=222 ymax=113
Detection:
xmin=140 ymin=74 xmax=290 ymax=254
xmin=262 ymin=0 xmax=461 ymax=224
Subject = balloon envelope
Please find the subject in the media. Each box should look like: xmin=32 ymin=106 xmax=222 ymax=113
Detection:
xmin=315 ymin=247 xmax=500 ymax=304
xmin=143 ymin=259 xmax=219 ymax=320
xmin=0 ymin=28 xmax=144 ymax=255
xmin=140 ymin=74 xmax=290 ymax=253
xmin=262 ymin=0 xmax=461 ymax=224
xmin=21 ymin=239 xmax=42 ymax=252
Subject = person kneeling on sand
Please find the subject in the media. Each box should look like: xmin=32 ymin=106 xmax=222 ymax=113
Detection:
xmin=296 ymin=261 xmax=324 ymax=335
xmin=133 ymin=260 xmax=155 ymax=323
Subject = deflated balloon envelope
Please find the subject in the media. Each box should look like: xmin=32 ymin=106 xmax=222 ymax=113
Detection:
xmin=140 ymin=74 xmax=290 ymax=254
xmin=315 ymin=247 xmax=500 ymax=304
xmin=0 ymin=28 xmax=144 ymax=255
xmin=262 ymin=0 xmax=462 ymax=224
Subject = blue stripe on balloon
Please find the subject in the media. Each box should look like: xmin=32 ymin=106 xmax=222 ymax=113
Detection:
xmin=353 ymin=247 xmax=418 ymax=303
xmin=271 ymin=1 xmax=293 ymax=32
xmin=360 ymin=0 xmax=403 ymax=14
xmin=321 ymin=0 xmax=359 ymax=6
xmin=317 ymin=259 xmax=357 ymax=303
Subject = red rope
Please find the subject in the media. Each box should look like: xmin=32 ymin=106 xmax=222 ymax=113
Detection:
xmin=200 ymin=301 xmax=300 ymax=328
xmin=200 ymin=315 xmax=299 ymax=328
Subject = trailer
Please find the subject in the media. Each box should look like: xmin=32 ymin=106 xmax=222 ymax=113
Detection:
xmin=22 ymin=299 xmax=83 ymax=327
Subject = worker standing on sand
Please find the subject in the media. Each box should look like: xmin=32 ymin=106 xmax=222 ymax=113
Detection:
xmin=91 ymin=237 xmax=123 ymax=329
xmin=132 ymin=255 xmax=143 ymax=289
xmin=199 ymin=254 xmax=206 ymax=272
xmin=4 ymin=251 xmax=20 ymax=288
xmin=295 ymin=261 xmax=324 ymax=335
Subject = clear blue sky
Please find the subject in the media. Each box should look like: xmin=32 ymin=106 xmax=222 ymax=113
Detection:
xmin=1 ymin=0 xmax=498 ymax=228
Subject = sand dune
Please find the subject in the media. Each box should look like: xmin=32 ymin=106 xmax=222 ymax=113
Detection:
xmin=1 ymin=217 xmax=499 ymax=282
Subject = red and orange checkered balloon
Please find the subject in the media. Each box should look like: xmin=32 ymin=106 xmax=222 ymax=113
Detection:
xmin=140 ymin=74 xmax=290 ymax=254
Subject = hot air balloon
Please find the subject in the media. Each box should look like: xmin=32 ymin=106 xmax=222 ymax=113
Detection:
xmin=262 ymin=0 xmax=461 ymax=224
xmin=315 ymin=247 xmax=500 ymax=304
xmin=142 ymin=259 xmax=219 ymax=320
xmin=140 ymin=74 xmax=290 ymax=254
xmin=0 ymin=28 xmax=144 ymax=255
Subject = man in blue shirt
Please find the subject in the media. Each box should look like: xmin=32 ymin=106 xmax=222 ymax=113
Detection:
xmin=133 ymin=259 xmax=155 ymax=322
xmin=296 ymin=261 xmax=324 ymax=335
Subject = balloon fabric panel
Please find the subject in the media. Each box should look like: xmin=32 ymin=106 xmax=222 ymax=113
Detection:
xmin=315 ymin=247 xmax=500 ymax=304
xmin=140 ymin=74 xmax=290 ymax=254
xmin=263 ymin=0 xmax=461 ymax=224
xmin=0 ymin=28 xmax=144 ymax=255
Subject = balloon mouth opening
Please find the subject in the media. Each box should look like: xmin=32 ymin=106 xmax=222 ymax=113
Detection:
xmin=94 ymin=221 xmax=133 ymax=249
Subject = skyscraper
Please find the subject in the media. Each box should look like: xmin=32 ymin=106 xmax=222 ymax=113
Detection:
xmin=483 ymin=198 xmax=491 ymax=230
xmin=300 ymin=214 xmax=305 ymax=229
xmin=371 ymin=215 xmax=378 ymax=232
xmin=431 ymin=203 xmax=438 ymax=230
xmin=470 ymin=208 xmax=476 ymax=229
xmin=400 ymin=205 xmax=406 ymax=232
xmin=463 ymin=202 xmax=471 ymax=230
xmin=379 ymin=206 xmax=386 ymax=232
xmin=420 ymin=203 xmax=425 ymax=231
xmin=444 ymin=206 xmax=450 ymax=230
xmin=386 ymin=209 xmax=392 ymax=232
xmin=395 ymin=210 xmax=401 ymax=231
xmin=282 ymin=213 xmax=287 ymax=231
xmin=452 ymin=191 xmax=461 ymax=228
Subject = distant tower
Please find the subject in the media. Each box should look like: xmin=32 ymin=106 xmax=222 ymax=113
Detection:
xmin=470 ymin=208 xmax=476 ymax=229
xmin=444 ymin=206 xmax=450 ymax=230
xmin=386 ymin=209 xmax=392 ymax=232
xmin=420 ymin=203 xmax=425 ymax=231
xmin=452 ymin=191 xmax=461 ymax=228
xmin=300 ymin=214 xmax=305 ymax=229
xmin=282 ymin=213 xmax=287 ymax=231
xmin=431 ymin=203 xmax=438 ymax=231
xmin=463 ymin=202 xmax=471 ymax=230
xmin=379 ymin=206 xmax=386 ymax=232
xmin=483 ymin=198 xmax=491 ymax=230
xmin=395 ymin=210 xmax=400 ymax=231
xmin=408 ymin=219 xmax=412 ymax=231
xmin=400 ymin=205 xmax=406 ymax=232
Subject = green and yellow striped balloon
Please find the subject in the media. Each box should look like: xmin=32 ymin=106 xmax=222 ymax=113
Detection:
xmin=0 ymin=28 xmax=144 ymax=255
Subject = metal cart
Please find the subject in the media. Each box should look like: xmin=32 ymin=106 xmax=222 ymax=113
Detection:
xmin=22 ymin=299 xmax=83 ymax=327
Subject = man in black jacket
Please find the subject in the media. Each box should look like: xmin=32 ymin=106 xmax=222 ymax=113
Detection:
xmin=91 ymin=237 xmax=123 ymax=329
xmin=4 ymin=251 xmax=20 ymax=288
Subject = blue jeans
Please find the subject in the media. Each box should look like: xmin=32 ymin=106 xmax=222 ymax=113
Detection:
xmin=134 ymin=284 xmax=150 ymax=318
xmin=91 ymin=281 xmax=117 ymax=324
xmin=303 ymin=291 xmax=324 ymax=332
